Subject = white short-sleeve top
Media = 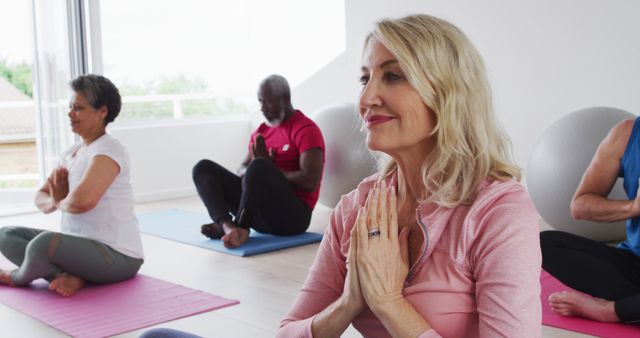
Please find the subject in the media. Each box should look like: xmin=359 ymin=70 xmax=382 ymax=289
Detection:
xmin=58 ymin=133 xmax=144 ymax=259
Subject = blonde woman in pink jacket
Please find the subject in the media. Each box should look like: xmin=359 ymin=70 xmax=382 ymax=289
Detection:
xmin=278 ymin=14 xmax=541 ymax=338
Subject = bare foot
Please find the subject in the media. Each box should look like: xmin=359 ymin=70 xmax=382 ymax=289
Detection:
xmin=49 ymin=273 xmax=85 ymax=297
xmin=201 ymin=222 xmax=225 ymax=239
xmin=549 ymin=291 xmax=620 ymax=322
xmin=221 ymin=222 xmax=250 ymax=248
xmin=0 ymin=269 xmax=15 ymax=286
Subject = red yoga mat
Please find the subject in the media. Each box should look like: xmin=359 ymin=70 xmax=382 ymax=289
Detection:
xmin=541 ymin=270 xmax=640 ymax=338
xmin=0 ymin=258 xmax=239 ymax=338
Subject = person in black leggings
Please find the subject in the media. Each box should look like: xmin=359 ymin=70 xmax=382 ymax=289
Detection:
xmin=541 ymin=117 xmax=640 ymax=323
xmin=541 ymin=231 xmax=640 ymax=323
xmin=192 ymin=75 xmax=324 ymax=248
xmin=193 ymin=158 xmax=312 ymax=237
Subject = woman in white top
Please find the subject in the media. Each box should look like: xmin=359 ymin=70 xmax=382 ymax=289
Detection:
xmin=0 ymin=74 xmax=144 ymax=297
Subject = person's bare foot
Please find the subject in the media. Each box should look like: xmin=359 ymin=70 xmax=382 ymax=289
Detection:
xmin=201 ymin=222 xmax=225 ymax=239
xmin=0 ymin=269 xmax=15 ymax=286
xmin=549 ymin=291 xmax=620 ymax=322
xmin=49 ymin=273 xmax=85 ymax=297
xmin=221 ymin=221 xmax=250 ymax=248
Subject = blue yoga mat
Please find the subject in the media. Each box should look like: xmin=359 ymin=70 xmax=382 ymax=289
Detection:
xmin=137 ymin=209 xmax=323 ymax=257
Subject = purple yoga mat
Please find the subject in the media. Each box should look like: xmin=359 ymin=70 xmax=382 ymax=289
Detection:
xmin=0 ymin=258 xmax=238 ymax=337
xmin=541 ymin=270 xmax=640 ymax=337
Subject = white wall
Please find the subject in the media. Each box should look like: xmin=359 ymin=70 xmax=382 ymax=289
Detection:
xmin=294 ymin=0 xmax=640 ymax=169
xmin=120 ymin=0 xmax=640 ymax=202
xmin=111 ymin=119 xmax=252 ymax=202
xmin=293 ymin=53 xmax=353 ymax=114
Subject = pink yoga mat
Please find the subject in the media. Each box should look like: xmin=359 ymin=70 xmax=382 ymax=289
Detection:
xmin=0 ymin=258 xmax=239 ymax=338
xmin=541 ymin=270 xmax=640 ymax=337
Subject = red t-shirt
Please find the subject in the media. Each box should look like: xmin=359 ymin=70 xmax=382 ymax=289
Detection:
xmin=249 ymin=110 xmax=325 ymax=209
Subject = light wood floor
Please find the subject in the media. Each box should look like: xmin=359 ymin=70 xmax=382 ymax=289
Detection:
xmin=0 ymin=196 xmax=593 ymax=337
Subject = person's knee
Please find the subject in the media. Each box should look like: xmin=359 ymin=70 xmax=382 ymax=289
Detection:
xmin=0 ymin=226 xmax=25 ymax=251
xmin=0 ymin=227 xmax=16 ymax=257
xmin=540 ymin=230 xmax=579 ymax=269
xmin=539 ymin=230 xmax=555 ymax=247
xmin=192 ymin=159 xmax=216 ymax=181
xmin=139 ymin=328 xmax=202 ymax=338
xmin=244 ymin=158 xmax=276 ymax=182
xmin=540 ymin=230 xmax=575 ymax=249
xmin=25 ymin=231 xmax=59 ymax=259
xmin=139 ymin=328 xmax=170 ymax=338
xmin=0 ymin=226 xmax=17 ymax=245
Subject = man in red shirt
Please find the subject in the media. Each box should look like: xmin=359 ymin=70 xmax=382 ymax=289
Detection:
xmin=192 ymin=75 xmax=325 ymax=248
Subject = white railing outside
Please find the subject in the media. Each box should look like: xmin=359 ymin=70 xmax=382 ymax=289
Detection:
xmin=0 ymin=93 xmax=253 ymax=140
xmin=0 ymin=173 xmax=39 ymax=181
xmin=0 ymin=100 xmax=36 ymax=109
xmin=0 ymin=93 xmax=253 ymax=187
xmin=121 ymin=93 xmax=245 ymax=119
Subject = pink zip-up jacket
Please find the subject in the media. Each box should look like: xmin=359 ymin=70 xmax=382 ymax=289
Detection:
xmin=278 ymin=172 xmax=541 ymax=338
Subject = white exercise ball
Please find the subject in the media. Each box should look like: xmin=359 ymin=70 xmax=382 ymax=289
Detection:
xmin=527 ymin=107 xmax=634 ymax=242
xmin=311 ymin=103 xmax=377 ymax=208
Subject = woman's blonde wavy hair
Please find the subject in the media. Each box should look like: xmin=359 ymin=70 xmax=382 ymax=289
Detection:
xmin=368 ymin=14 xmax=520 ymax=207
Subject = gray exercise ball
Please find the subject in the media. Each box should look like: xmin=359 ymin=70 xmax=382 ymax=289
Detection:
xmin=527 ymin=107 xmax=634 ymax=242
xmin=311 ymin=102 xmax=377 ymax=208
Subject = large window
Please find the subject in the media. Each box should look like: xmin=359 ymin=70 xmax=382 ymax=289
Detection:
xmin=98 ymin=0 xmax=346 ymax=127
xmin=0 ymin=0 xmax=37 ymax=191
xmin=0 ymin=0 xmax=78 ymax=213
xmin=0 ymin=0 xmax=345 ymax=213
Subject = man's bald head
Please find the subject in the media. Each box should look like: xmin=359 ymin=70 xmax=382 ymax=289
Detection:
xmin=257 ymin=75 xmax=294 ymax=126
xmin=259 ymin=74 xmax=290 ymax=101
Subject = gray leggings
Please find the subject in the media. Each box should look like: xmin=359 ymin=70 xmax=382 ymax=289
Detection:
xmin=0 ymin=226 xmax=143 ymax=286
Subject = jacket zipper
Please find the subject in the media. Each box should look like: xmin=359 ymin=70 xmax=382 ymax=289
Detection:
xmin=404 ymin=208 xmax=429 ymax=286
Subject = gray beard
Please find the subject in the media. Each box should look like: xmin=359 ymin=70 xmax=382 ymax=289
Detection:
xmin=265 ymin=119 xmax=282 ymax=127
xmin=265 ymin=110 xmax=286 ymax=127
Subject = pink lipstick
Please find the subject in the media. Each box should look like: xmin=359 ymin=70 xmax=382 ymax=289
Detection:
xmin=366 ymin=115 xmax=394 ymax=128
